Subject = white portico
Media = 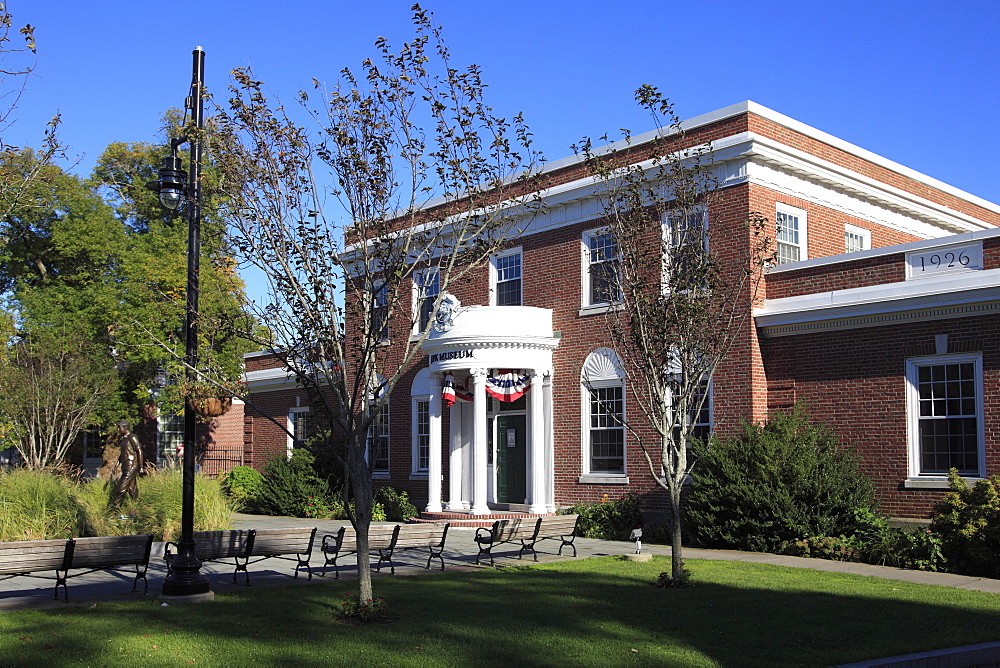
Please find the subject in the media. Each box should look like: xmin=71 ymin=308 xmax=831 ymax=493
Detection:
xmin=419 ymin=301 xmax=559 ymax=515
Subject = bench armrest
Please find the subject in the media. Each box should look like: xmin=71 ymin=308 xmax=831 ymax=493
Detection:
xmin=474 ymin=526 xmax=493 ymax=543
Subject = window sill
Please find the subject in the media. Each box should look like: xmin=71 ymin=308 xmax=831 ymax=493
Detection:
xmin=409 ymin=472 xmax=429 ymax=481
xmin=578 ymin=303 xmax=624 ymax=317
xmin=372 ymin=472 xmax=390 ymax=480
xmin=903 ymin=476 xmax=983 ymax=490
xmin=578 ymin=474 xmax=629 ymax=485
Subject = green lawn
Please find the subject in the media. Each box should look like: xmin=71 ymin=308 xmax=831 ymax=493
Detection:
xmin=4 ymin=556 xmax=1000 ymax=667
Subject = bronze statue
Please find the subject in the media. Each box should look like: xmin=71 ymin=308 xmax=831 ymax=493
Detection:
xmin=113 ymin=421 xmax=145 ymax=505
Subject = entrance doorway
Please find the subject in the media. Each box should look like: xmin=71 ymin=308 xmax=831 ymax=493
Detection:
xmin=496 ymin=414 xmax=526 ymax=503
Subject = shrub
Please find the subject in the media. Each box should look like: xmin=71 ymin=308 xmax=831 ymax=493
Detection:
xmin=930 ymin=470 xmax=1000 ymax=578
xmin=255 ymin=450 xmax=332 ymax=518
xmin=686 ymin=407 xmax=875 ymax=553
xmin=0 ymin=468 xmax=81 ymax=540
xmin=565 ymin=493 xmax=641 ymax=540
xmin=376 ymin=487 xmax=419 ymax=522
xmin=221 ymin=465 xmax=265 ymax=510
xmin=335 ymin=592 xmax=389 ymax=623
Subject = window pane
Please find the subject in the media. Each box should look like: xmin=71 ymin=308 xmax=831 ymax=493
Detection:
xmin=416 ymin=400 xmax=429 ymax=471
xmin=916 ymin=361 xmax=980 ymax=475
xmin=590 ymin=386 xmax=624 ymax=473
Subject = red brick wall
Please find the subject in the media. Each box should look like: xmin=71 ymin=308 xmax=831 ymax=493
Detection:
xmin=761 ymin=316 xmax=1000 ymax=518
xmin=766 ymin=236 xmax=1000 ymax=300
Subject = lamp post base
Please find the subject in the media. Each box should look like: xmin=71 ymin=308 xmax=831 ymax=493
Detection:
xmin=158 ymin=591 xmax=215 ymax=604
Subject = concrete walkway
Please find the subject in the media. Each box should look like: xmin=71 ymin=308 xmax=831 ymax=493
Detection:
xmin=3 ymin=514 xmax=1000 ymax=666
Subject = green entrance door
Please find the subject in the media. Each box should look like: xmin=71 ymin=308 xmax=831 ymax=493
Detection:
xmin=496 ymin=414 xmax=527 ymax=504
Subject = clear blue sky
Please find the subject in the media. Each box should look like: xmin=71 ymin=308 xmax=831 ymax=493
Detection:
xmin=10 ymin=1 xmax=1000 ymax=204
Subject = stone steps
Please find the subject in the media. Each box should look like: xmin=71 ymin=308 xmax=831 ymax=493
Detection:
xmin=411 ymin=510 xmax=554 ymax=529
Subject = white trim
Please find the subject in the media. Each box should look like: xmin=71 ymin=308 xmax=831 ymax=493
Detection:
xmin=905 ymin=353 xmax=985 ymax=479
xmin=411 ymin=395 xmax=431 ymax=475
xmin=755 ymin=267 xmax=1000 ymax=336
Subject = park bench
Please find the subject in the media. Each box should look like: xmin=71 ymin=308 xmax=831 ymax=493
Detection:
xmin=474 ymin=514 xmax=580 ymax=566
xmin=320 ymin=524 xmax=399 ymax=578
xmin=165 ymin=527 xmax=316 ymax=585
xmin=0 ymin=534 xmax=153 ymax=601
xmin=382 ymin=523 xmax=450 ymax=573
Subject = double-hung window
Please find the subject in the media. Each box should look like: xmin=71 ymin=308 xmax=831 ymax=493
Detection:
xmin=665 ymin=208 xmax=708 ymax=289
xmin=589 ymin=386 xmax=625 ymax=473
xmin=158 ymin=413 xmax=184 ymax=462
xmin=844 ymin=224 xmax=871 ymax=253
xmin=367 ymin=399 xmax=390 ymax=475
xmin=288 ymin=408 xmax=309 ymax=455
xmin=776 ymin=204 xmax=807 ymax=264
xmin=584 ymin=229 xmax=620 ymax=306
xmin=907 ymin=354 xmax=984 ymax=478
xmin=415 ymin=269 xmax=440 ymax=332
xmin=414 ymin=399 xmax=430 ymax=472
xmin=370 ymin=283 xmax=389 ymax=342
xmin=492 ymin=249 xmax=522 ymax=306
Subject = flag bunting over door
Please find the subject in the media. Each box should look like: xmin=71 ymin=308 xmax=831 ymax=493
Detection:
xmin=485 ymin=369 xmax=530 ymax=402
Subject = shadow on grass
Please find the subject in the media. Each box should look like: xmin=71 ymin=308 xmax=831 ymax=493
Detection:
xmin=5 ymin=557 xmax=1000 ymax=667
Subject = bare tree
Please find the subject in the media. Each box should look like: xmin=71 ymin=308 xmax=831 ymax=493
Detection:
xmin=575 ymin=86 xmax=773 ymax=584
xmin=213 ymin=6 xmax=541 ymax=604
xmin=0 ymin=334 xmax=117 ymax=469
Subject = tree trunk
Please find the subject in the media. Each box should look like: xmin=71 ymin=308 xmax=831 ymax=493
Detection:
xmin=669 ymin=486 xmax=684 ymax=580
xmin=349 ymin=466 xmax=374 ymax=603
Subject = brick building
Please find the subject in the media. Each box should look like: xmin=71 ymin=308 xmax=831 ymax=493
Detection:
xmin=238 ymin=101 xmax=1000 ymax=520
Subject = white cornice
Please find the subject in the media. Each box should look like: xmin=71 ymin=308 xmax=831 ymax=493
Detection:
xmin=755 ymin=268 xmax=1000 ymax=337
xmin=520 ymin=132 xmax=993 ymax=240
xmin=244 ymin=367 xmax=300 ymax=390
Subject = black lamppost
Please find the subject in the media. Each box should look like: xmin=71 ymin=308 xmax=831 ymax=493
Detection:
xmin=146 ymin=46 xmax=211 ymax=598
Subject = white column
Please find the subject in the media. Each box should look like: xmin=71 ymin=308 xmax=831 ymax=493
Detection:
xmin=446 ymin=399 xmax=464 ymax=511
xmin=425 ymin=372 xmax=443 ymax=513
xmin=528 ymin=369 xmax=547 ymax=514
xmin=470 ymin=368 xmax=490 ymax=515
xmin=545 ymin=370 xmax=556 ymax=512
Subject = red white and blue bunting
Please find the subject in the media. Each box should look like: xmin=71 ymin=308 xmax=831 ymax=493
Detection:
xmin=441 ymin=370 xmax=531 ymax=406
xmin=485 ymin=369 xmax=530 ymax=402
xmin=442 ymin=373 xmax=474 ymax=407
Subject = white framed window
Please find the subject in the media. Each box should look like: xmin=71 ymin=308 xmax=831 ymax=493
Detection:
xmin=580 ymin=348 xmax=627 ymax=481
xmin=583 ymin=229 xmax=620 ymax=307
xmin=158 ymin=413 xmax=184 ymax=462
xmin=668 ymin=376 xmax=712 ymax=446
xmin=414 ymin=399 xmax=430 ymax=472
xmin=906 ymin=354 xmax=984 ymax=479
xmin=776 ymin=203 xmax=807 ymax=264
xmin=367 ymin=399 xmax=390 ymax=475
xmin=81 ymin=427 xmax=103 ymax=466
xmin=288 ymin=407 xmax=310 ymax=456
xmin=370 ymin=282 xmax=389 ymax=342
xmin=491 ymin=247 xmax=522 ymax=306
xmin=664 ymin=207 xmax=709 ymax=290
xmin=410 ymin=368 xmax=433 ymax=476
xmin=414 ymin=268 xmax=440 ymax=332
xmin=844 ymin=224 xmax=871 ymax=254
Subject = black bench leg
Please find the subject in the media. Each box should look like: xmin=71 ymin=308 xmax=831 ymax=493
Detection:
xmin=295 ymin=554 xmax=312 ymax=580
xmin=234 ymin=557 xmax=251 ymax=585
xmin=376 ymin=550 xmax=395 ymax=575
xmin=132 ymin=565 xmax=149 ymax=595
xmin=427 ymin=546 xmax=445 ymax=571
xmin=518 ymin=540 xmax=538 ymax=561
xmin=54 ymin=570 xmax=68 ymax=602
xmin=558 ymin=538 xmax=577 ymax=557
xmin=475 ymin=543 xmax=494 ymax=566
